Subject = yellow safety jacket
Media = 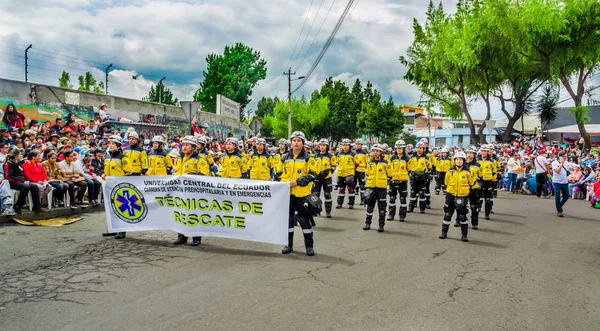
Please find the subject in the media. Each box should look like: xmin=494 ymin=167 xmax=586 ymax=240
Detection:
xmin=104 ymin=150 xmax=125 ymax=177
xmin=221 ymin=150 xmax=247 ymax=179
xmin=314 ymin=152 xmax=336 ymax=179
xmin=383 ymin=153 xmax=391 ymax=163
xmin=435 ymin=157 xmax=453 ymax=173
xmin=174 ymin=152 xmax=199 ymax=175
xmin=426 ymin=150 xmax=435 ymax=170
xmin=389 ymin=153 xmax=409 ymax=181
xmin=147 ymin=149 xmax=173 ymax=176
xmin=445 ymin=166 xmax=474 ymax=197
xmin=336 ymin=151 xmax=356 ymax=177
xmin=466 ymin=159 xmax=481 ymax=189
xmin=273 ymin=149 xmax=288 ymax=166
xmin=354 ymin=150 xmax=368 ymax=173
xmin=123 ymin=145 xmax=148 ymax=175
xmin=494 ymin=157 xmax=501 ymax=181
xmin=249 ymin=151 xmax=273 ymax=181
xmin=478 ymin=157 xmax=497 ymax=181
xmin=276 ymin=150 xmax=318 ymax=198
xmin=366 ymin=158 xmax=392 ymax=189
xmin=408 ymin=154 xmax=430 ymax=173
xmin=197 ymin=150 xmax=215 ymax=176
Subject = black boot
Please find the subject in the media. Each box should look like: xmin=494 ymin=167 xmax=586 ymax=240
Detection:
xmin=461 ymin=224 xmax=469 ymax=242
xmin=282 ymin=246 xmax=293 ymax=254
xmin=190 ymin=237 xmax=201 ymax=246
xmin=454 ymin=222 xmax=460 ymax=227
xmin=363 ymin=223 xmax=371 ymax=230
xmin=387 ymin=204 xmax=395 ymax=221
xmin=439 ymin=224 xmax=449 ymax=239
xmin=115 ymin=232 xmax=126 ymax=239
xmin=102 ymin=232 xmax=117 ymax=237
xmin=399 ymin=205 xmax=407 ymax=222
xmin=174 ymin=234 xmax=187 ymax=245
xmin=378 ymin=223 xmax=385 ymax=233
xmin=306 ymin=247 xmax=315 ymax=256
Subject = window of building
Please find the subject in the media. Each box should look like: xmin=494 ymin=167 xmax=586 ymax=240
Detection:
xmin=458 ymin=135 xmax=463 ymax=146
xmin=404 ymin=116 xmax=415 ymax=125
xmin=435 ymin=138 xmax=445 ymax=147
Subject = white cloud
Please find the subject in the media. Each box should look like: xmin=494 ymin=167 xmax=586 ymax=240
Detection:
xmin=388 ymin=79 xmax=421 ymax=105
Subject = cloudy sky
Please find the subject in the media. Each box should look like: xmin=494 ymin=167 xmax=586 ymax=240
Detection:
xmin=0 ymin=0 xmax=593 ymax=122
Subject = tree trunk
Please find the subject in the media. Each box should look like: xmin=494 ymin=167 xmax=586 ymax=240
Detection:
xmin=560 ymin=68 xmax=592 ymax=149
xmin=503 ymin=115 xmax=520 ymax=143
xmin=460 ymin=96 xmax=478 ymax=145
xmin=477 ymin=95 xmax=491 ymax=143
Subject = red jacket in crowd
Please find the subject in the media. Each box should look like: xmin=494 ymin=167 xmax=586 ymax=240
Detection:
xmin=23 ymin=160 xmax=48 ymax=183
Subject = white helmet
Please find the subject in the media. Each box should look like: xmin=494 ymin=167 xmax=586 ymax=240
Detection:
xmin=416 ymin=142 xmax=426 ymax=148
xmin=143 ymin=139 xmax=151 ymax=145
xmin=355 ymin=138 xmax=363 ymax=144
xmin=341 ymin=139 xmax=352 ymax=145
xmin=394 ymin=140 xmax=406 ymax=148
xmin=256 ymin=138 xmax=266 ymax=145
xmin=152 ymin=135 xmax=165 ymax=144
xmin=454 ymin=151 xmax=466 ymax=160
xmin=319 ymin=138 xmax=329 ymax=146
xmin=441 ymin=147 xmax=449 ymax=153
xmin=109 ymin=135 xmax=123 ymax=145
xmin=420 ymin=138 xmax=428 ymax=143
xmin=290 ymin=131 xmax=306 ymax=143
xmin=181 ymin=135 xmax=197 ymax=146
xmin=128 ymin=132 xmax=139 ymax=140
xmin=226 ymin=137 xmax=239 ymax=145
xmin=371 ymin=144 xmax=384 ymax=152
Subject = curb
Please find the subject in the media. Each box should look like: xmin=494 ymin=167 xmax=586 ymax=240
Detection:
xmin=0 ymin=205 xmax=105 ymax=226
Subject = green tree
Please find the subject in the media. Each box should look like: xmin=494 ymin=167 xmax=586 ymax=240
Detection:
xmin=537 ymin=84 xmax=559 ymax=139
xmin=358 ymin=94 xmax=403 ymax=143
xmin=77 ymin=72 xmax=104 ymax=94
xmin=314 ymin=78 xmax=355 ymax=144
xmin=261 ymin=96 xmax=329 ymax=140
xmin=147 ymin=82 xmax=179 ymax=105
xmin=400 ymin=1 xmax=482 ymax=144
xmin=194 ymin=43 xmax=267 ymax=115
xmin=255 ymin=96 xmax=279 ymax=119
xmin=58 ymin=71 xmax=73 ymax=89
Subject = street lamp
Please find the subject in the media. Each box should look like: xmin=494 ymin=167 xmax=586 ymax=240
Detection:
xmin=158 ymin=77 xmax=166 ymax=104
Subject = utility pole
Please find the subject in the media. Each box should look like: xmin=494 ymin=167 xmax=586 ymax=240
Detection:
xmin=105 ymin=64 xmax=113 ymax=94
xmin=284 ymin=68 xmax=296 ymax=138
xmin=25 ymin=44 xmax=32 ymax=82
xmin=158 ymin=77 xmax=166 ymax=104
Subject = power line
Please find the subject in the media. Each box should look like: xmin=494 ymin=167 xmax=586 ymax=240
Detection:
xmin=290 ymin=0 xmax=325 ymax=70
xmin=292 ymin=0 xmax=358 ymax=93
xmin=296 ymin=0 xmax=338 ymax=74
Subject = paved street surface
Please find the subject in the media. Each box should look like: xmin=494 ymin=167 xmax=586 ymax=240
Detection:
xmin=1 ymin=192 xmax=599 ymax=330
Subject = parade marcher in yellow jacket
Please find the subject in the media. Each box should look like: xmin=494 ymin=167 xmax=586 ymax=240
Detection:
xmin=249 ymin=138 xmax=273 ymax=181
xmin=388 ymin=139 xmax=410 ymax=222
xmin=102 ymin=135 xmax=127 ymax=239
xmin=173 ymin=135 xmax=202 ymax=246
xmin=353 ymin=138 xmax=368 ymax=205
xmin=147 ymin=135 xmax=173 ymax=176
xmin=407 ymin=141 xmax=430 ymax=213
xmin=221 ymin=138 xmax=248 ymax=179
xmin=122 ymin=132 xmax=148 ymax=176
xmin=439 ymin=151 xmax=474 ymax=242
xmin=196 ymin=137 xmax=216 ymax=176
xmin=465 ymin=146 xmax=482 ymax=229
xmin=363 ymin=144 xmax=392 ymax=232
xmin=435 ymin=147 xmax=453 ymax=195
xmin=313 ymin=138 xmax=336 ymax=218
xmin=273 ymin=139 xmax=288 ymax=180
xmin=335 ymin=139 xmax=356 ymax=209
xmin=420 ymin=138 xmax=435 ymax=209
xmin=276 ymin=131 xmax=318 ymax=256
xmin=478 ymin=144 xmax=497 ymax=220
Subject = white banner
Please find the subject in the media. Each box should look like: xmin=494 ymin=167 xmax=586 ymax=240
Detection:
xmin=216 ymin=94 xmax=240 ymax=120
xmin=103 ymin=175 xmax=290 ymax=245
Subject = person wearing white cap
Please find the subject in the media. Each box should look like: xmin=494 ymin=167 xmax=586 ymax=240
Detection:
xmin=362 ymin=144 xmax=392 ymax=232
xmin=122 ymin=131 xmax=148 ymax=176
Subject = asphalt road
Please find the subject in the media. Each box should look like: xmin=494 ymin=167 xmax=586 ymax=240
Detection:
xmin=1 ymin=192 xmax=599 ymax=330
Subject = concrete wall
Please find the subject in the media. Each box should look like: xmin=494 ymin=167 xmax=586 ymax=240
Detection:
xmin=0 ymin=78 xmax=252 ymax=141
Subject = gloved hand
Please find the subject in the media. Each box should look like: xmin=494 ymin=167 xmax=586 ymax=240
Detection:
xmin=242 ymin=172 xmax=249 ymax=179
xmin=210 ymin=165 xmax=218 ymax=173
xmin=296 ymin=176 xmax=311 ymax=187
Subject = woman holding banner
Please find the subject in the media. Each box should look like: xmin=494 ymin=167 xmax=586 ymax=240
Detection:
xmin=102 ymin=135 xmax=127 ymax=238
xmin=276 ymin=131 xmax=319 ymax=256
xmin=173 ymin=136 xmax=202 ymax=246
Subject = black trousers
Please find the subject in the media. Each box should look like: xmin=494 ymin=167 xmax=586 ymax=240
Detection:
xmin=288 ymin=195 xmax=314 ymax=248
xmin=441 ymin=193 xmax=469 ymax=236
xmin=67 ymin=180 xmax=88 ymax=202
xmin=468 ymin=188 xmax=480 ymax=227
xmin=409 ymin=177 xmax=427 ymax=212
xmin=366 ymin=188 xmax=387 ymax=226
xmin=337 ymin=176 xmax=355 ymax=207
xmin=355 ymin=171 xmax=366 ymax=203
xmin=536 ymin=173 xmax=548 ymax=197
xmin=312 ymin=177 xmax=333 ymax=213
xmin=480 ymin=180 xmax=494 ymax=216
xmin=435 ymin=172 xmax=447 ymax=193
xmin=388 ymin=181 xmax=408 ymax=220
xmin=10 ymin=181 xmax=41 ymax=210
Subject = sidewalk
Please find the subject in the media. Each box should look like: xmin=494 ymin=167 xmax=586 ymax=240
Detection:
xmin=0 ymin=204 xmax=105 ymax=225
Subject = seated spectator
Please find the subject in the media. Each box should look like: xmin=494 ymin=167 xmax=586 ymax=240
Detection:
xmin=91 ymin=148 xmax=105 ymax=178
xmin=0 ymin=158 xmax=15 ymax=215
xmin=568 ymin=167 xmax=584 ymax=197
xmin=22 ymin=150 xmax=53 ymax=201
xmin=3 ymin=147 xmax=41 ymax=213
xmin=59 ymin=151 xmax=88 ymax=206
xmin=81 ymin=154 xmax=101 ymax=206
xmin=42 ymin=152 xmax=70 ymax=208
